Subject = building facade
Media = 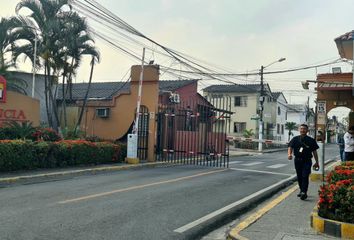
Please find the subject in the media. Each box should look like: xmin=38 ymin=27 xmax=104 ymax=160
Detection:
xmin=203 ymin=84 xmax=277 ymax=139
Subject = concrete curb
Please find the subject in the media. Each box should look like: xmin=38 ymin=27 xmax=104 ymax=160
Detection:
xmin=186 ymin=174 xmax=297 ymax=240
xmin=311 ymin=207 xmax=354 ymax=239
xmin=224 ymin=175 xmax=297 ymax=240
xmin=0 ymin=161 xmax=172 ymax=186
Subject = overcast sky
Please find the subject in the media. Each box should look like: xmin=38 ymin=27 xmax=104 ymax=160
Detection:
xmin=1 ymin=0 xmax=353 ymax=116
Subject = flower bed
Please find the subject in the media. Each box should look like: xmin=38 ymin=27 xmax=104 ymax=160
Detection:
xmin=317 ymin=161 xmax=354 ymax=224
xmin=0 ymin=140 xmax=126 ymax=171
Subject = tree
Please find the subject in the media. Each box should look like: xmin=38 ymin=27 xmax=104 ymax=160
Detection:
xmin=0 ymin=17 xmax=28 ymax=94
xmin=15 ymin=0 xmax=99 ymax=132
xmin=15 ymin=0 xmax=72 ymax=129
xmin=243 ymin=129 xmax=254 ymax=138
xmin=57 ymin=11 xmax=100 ymax=128
xmin=285 ymin=122 xmax=297 ymax=141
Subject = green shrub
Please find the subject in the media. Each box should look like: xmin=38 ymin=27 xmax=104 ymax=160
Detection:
xmin=30 ymin=128 xmax=62 ymax=142
xmin=85 ymin=135 xmax=103 ymax=142
xmin=0 ymin=140 xmax=126 ymax=171
xmin=1 ymin=121 xmax=35 ymax=139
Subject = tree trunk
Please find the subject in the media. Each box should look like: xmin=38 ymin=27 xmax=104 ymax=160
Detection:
xmin=44 ymin=62 xmax=53 ymax=128
xmin=74 ymin=57 xmax=95 ymax=134
xmin=46 ymin=63 xmax=60 ymax=130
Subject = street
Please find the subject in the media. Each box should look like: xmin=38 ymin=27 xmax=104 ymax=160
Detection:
xmin=0 ymin=144 xmax=339 ymax=240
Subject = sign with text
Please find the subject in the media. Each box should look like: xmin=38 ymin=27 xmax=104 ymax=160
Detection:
xmin=0 ymin=75 xmax=6 ymax=103
xmin=0 ymin=108 xmax=27 ymax=127
xmin=317 ymin=101 xmax=326 ymax=113
xmin=317 ymin=112 xmax=326 ymax=125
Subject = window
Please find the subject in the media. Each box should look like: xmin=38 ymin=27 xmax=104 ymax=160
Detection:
xmin=234 ymin=122 xmax=246 ymax=133
xmin=234 ymin=96 xmax=247 ymax=107
xmin=278 ymin=106 xmax=281 ymax=115
xmin=277 ymin=124 xmax=280 ymax=134
xmin=281 ymin=125 xmax=284 ymax=134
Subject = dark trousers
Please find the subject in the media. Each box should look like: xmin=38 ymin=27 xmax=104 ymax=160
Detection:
xmin=344 ymin=152 xmax=354 ymax=161
xmin=294 ymin=158 xmax=312 ymax=193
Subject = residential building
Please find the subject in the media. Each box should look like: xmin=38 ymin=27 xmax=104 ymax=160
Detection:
xmin=203 ymin=83 xmax=275 ymax=139
xmin=56 ymin=66 xmax=207 ymax=141
xmin=271 ymin=92 xmax=288 ymax=141
xmin=286 ymin=104 xmax=309 ymax=138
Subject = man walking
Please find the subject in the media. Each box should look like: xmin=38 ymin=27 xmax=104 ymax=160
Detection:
xmin=344 ymin=126 xmax=354 ymax=161
xmin=288 ymin=124 xmax=319 ymax=200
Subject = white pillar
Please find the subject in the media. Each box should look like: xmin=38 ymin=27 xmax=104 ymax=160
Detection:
xmin=258 ymin=121 xmax=263 ymax=151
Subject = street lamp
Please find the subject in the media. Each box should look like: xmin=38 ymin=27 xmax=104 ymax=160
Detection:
xmin=22 ymin=25 xmax=39 ymax=98
xmin=258 ymin=57 xmax=286 ymax=152
xmin=32 ymin=36 xmax=38 ymax=98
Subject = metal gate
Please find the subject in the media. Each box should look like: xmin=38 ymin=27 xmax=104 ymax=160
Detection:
xmin=137 ymin=106 xmax=149 ymax=160
xmin=156 ymin=96 xmax=232 ymax=167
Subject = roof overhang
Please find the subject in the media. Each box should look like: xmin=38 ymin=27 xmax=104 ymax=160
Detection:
xmin=316 ymin=82 xmax=352 ymax=91
xmin=335 ymin=30 xmax=354 ymax=59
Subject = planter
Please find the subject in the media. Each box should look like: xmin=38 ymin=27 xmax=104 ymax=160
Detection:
xmin=311 ymin=207 xmax=354 ymax=239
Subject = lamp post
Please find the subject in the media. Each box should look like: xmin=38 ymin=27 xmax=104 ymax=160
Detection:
xmin=258 ymin=57 xmax=286 ymax=152
xmin=32 ymin=36 xmax=37 ymax=98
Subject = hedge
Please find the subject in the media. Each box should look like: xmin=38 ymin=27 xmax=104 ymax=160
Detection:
xmin=0 ymin=140 xmax=126 ymax=171
xmin=318 ymin=161 xmax=354 ymax=224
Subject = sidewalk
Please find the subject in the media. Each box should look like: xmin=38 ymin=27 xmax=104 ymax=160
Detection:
xmin=227 ymin=161 xmax=340 ymax=240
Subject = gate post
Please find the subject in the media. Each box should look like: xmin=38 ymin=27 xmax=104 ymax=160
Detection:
xmin=129 ymin=64 xmax=159 ymax=162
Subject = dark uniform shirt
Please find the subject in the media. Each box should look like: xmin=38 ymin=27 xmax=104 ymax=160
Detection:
xmin=288 ymin=135 xmax=319 ymax=160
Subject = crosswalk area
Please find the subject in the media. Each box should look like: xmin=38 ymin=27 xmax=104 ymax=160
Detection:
xmin=229 ymin=160 xmax=289 ymax=169
xmin=228 ymin=159 xmax=294 ymax=176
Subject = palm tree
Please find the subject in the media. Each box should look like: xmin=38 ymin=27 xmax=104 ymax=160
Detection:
xmin=285 ymin=122 xmax=297 ymax=141
xmin=15 ymin=0 xmax=99 ymax=131
xmin=57 ymin=11 xmax=100 ymax=128
xmin=15 ymin=0 xmax=71 ymax=129
xmin=0 ymin=17 xmax=28 ymax=94
xmin=243 ymin=129 xmax=254 ymax=138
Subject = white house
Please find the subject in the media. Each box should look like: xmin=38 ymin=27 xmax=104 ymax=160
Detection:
xmin=271 ymin=92 xmax=288 ymax=142
xmin=203 ymin=84 xmax=274 ymax=139
xmin=286 ymin=104 xmax=308 ymax=139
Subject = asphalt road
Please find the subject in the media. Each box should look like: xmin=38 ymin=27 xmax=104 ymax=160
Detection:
xmin=0 ymin=144 xmax=339 ymax=240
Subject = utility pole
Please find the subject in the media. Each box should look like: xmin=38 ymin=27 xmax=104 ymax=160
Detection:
xmin=258 ymin=57 xmax=286 ymax=152
xmin=258 ymin=65 xmax=265 ymax=152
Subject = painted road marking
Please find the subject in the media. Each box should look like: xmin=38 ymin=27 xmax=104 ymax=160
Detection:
xmin=228 ymin=184 xmax=299 ymax=240
xmin=230 ymin=168 xmax=293 ymax=176
xmin=229 ymin=161 xmax=244 ymax=165
xmin=58 ymin=169 xmax=227 ymax=204
xmin=174 ymin=174 xmax=296 ymax=233
xmin=267 ymin=164 xmax=288 ymax=169
xmin=241 ymin=161 xmax=263 ymax=166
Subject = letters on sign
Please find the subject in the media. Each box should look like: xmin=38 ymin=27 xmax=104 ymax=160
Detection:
xmin=0 ymin=108 xmax=27 ymax=121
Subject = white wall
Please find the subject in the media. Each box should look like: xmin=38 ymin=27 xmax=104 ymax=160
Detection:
xmin=287 ymin=111 xmax=307 ymax=140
